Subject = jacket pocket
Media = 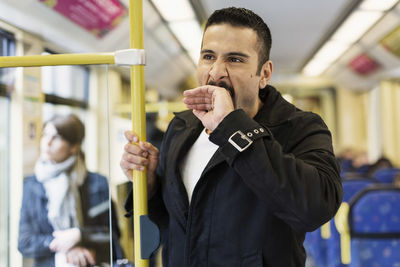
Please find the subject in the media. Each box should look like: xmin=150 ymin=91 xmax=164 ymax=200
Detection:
xmin=241 ymin=251 xmax=263 ymax=267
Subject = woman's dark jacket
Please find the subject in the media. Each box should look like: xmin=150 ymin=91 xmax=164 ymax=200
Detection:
xmin=126 ymin=85 xmax=343 ymax=267
xmin=18 ymin=172 xmax=121 ymax=267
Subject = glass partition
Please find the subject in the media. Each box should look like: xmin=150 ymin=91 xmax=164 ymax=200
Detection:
xmin=0 ymin=27 xmax=14 ymax=267
xmin=0 ymin=96 xmax=10 ymax=267
xmin=3 ymin=64 xmax=127 ymax=267
xmin=0 ymin=35 xmax=156 ymax=265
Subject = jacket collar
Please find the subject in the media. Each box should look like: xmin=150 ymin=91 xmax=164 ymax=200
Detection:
xmin=174 ymin=108 xmax=201 ymax=128
xmin=254 ymin=85 xmax=297 ymax=126
xmin=163 ymin=115 xmax=203 ymax=226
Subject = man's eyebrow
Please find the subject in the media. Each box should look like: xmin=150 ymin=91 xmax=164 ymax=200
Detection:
xmin=200 ymin=50 xmax=250 ymax=58
xmin=226 ymin=52 xmax=249 ymax=58
xmin=200 ymin=49 xmax=215 ymax=54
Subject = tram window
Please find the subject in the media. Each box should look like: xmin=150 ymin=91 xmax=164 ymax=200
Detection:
xmin=0 ymin=28 xmax=16 ymax=89
xmin=42 ymin=102 xmax=87 ymax=130
xmin=0 ymin=28 xmax=14 ymax=267
xmin=41 ymin=51 xmax=89 ymax=103
xmin=40 ymin=50 xmax=90 ymax=139
xmin=40 ymin=51 xmax=90 ymax=155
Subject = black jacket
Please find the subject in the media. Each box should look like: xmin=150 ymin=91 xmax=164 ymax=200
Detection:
xmin=126 ymin=85 xmax=342 ymax=267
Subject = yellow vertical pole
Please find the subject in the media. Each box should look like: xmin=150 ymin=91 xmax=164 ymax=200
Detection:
xmin=129 ymin=0 xmax=148 ymax=266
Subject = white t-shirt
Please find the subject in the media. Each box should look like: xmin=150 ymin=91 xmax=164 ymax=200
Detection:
xmin=180 ymin=129 xmax=219 ymax=203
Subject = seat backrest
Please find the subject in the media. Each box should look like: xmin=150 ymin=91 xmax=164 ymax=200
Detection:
xmin=342 ymin=178 xmax=377 ymax=203
xmin=348 ymin=185 xmax=400 ymax=266
xmin=304 ymin=228 xmax=327 ymax=267
xmin=373 ymin=168 xmax=400 ymax=184
xmin=326 ymin=178 xmax=377 ymax=267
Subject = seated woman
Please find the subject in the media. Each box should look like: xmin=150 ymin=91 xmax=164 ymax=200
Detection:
xmin=18 ymin=114 xmax=122 ymax=267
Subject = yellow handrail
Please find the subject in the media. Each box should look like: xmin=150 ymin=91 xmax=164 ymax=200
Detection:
xmin=129 ymin=0 xmax=150 ymax=266
xmin=0 ymin=53 xmax=115 ymax=67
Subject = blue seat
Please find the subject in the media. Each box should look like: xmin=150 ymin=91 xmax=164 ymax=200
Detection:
xmin=304 ymin=227 xmax=327 ymax=267
xmin=373 ymin=168 xmax=400 ymax=184
xmin=342 ymin=179 xmax=378 ymax=203
xmin=348 ymin=185 xmax=400 ymax=266
xmin=326 ymin=178 xmax=377 ymax=267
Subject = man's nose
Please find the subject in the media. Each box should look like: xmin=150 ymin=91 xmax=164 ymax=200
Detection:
xmin=209 ymin=60 xmax=228 ymax=82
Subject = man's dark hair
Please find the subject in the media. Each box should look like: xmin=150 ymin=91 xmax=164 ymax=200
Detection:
xmin=205 ymin=7 xmax=272 ymax=75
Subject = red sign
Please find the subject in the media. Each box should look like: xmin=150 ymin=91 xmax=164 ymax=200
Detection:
xmin=39 ymin=0 xmax=127 ymax=38
xmin=348 ymin=53 xmax=380 ymax=76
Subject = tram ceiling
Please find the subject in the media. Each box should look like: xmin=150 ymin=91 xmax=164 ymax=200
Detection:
xmin=197 ymin=0 xmax=351 ymax=75
xmin=1 ymin=0 xmax=400 ymax=94
xmin=0 ymin=0 xmax=195 ymax=99
xmin=197 ymin=0 xmax=400 ymax=90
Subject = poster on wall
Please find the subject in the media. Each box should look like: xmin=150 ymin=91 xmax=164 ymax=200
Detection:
xmin=38 ymin=0 xmax=127 ymax=38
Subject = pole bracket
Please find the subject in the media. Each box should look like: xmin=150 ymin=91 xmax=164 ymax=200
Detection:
xmin=115 ymin=49 xmax=146 ymax=66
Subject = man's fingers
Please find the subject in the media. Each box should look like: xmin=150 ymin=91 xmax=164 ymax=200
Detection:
xmin=122 ymin=152 xmax=149 ymax=166
xmin=124 ymin=142 xmax=157 ymax=161
xmin=185 ymin=103 xmax=213 ymax=111
xmin=121 ymin=132 xmax=159 ymax=183
xmin=139 ymin=141 xmax=159 ymax=156
xmin=124 ymin=130 xmax=139 ymax=143
xmin=183 ymin=96 xmax=212 ymax=110
xmin=120 ymin=142 xmax=159 ymax=177
xmin=184 ymin=86 xmax=233 ymax=113
xmin=124 ymin=142 xmax=143 ymax=155
xmin=183 ymin=85 xmax=216 ymax=96
xmin=183 ymin=95 xmax=212 ymax=104
xmin=125 ymin=140 xmax=158 ymax=157
xmin=121 ymin=155 xmax=147 ymax=173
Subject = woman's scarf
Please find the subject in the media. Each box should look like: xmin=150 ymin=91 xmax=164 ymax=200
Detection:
xmin=35 ymin=155 xmax=86 ymax=230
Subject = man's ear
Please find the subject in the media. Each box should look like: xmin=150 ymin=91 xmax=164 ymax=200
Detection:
xmin=259 ymin=60 xmax=273 ymax=88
